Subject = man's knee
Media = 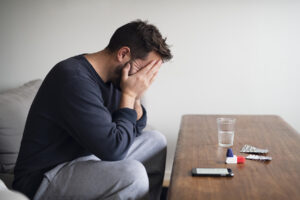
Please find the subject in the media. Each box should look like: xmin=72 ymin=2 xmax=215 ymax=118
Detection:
xmin=145 ymin=130 xmax=167 ymax=150
xmin=120 ymin=160 xmax=149 ymax=198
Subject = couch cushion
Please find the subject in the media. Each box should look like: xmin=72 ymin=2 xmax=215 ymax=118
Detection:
xmin=0 ymin=178 xmax=29 ymax=199
xmin=0 ymin=173 xmax=14 ymax=189
xmin=0 ymin=80 xmax=42 ymax=173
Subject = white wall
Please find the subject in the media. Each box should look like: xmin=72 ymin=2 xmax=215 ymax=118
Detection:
xmin=1 ymin=0 xmax=300 ymax=178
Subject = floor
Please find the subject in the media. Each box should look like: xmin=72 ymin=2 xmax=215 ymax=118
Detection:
xmin=160 ymin=187 xmax=168 ymax=200
xmin=160 ymin=179 xmax=170 ymax=200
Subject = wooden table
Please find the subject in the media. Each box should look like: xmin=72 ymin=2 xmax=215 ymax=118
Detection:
xmin=168 ymin=115 xmax=300 ymax=200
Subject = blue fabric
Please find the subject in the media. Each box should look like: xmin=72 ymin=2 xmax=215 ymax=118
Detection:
xmin=12 ymin=54 xmax=147 ymax=199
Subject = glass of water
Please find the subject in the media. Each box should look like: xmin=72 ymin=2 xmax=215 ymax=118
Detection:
xmin=217 ymin=118 xmax=236 ymax=147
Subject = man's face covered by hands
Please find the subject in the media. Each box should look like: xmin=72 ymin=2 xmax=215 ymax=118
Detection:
xmin=113 ymin=51 xmax=162 ymax=89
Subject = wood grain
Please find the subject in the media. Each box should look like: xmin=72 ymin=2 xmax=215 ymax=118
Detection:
xmin=167 ymin=115 xmax=300 ymax=200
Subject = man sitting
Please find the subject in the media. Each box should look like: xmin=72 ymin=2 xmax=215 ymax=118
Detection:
xmin=13 ymin=20 xmax=172 ymax=200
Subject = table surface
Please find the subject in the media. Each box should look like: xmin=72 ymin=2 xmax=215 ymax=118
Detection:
xmin=167 ymin=115 xmax=300 ymax=200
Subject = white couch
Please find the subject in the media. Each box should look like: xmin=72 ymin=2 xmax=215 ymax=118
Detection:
xmin=0 ymin=79 xmax=42 ymax=199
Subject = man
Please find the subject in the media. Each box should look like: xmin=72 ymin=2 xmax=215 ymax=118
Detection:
xmin=13 ymin=20 xmax=172 ymax=200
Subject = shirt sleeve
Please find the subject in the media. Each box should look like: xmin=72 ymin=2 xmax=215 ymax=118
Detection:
xmin=59 ymin=78 xmax=137 ymax=161
xmin=135 ymin=105 xmax=147 ymax=136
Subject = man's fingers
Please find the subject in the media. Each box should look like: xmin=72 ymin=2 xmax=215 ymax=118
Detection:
xmin=149 ymin=70 xmax=159 ymax=85
xmin=148 ymin=60 xmax=162 ymax=74
xmin=147 ymin=60 xmax=162 ymax=79
xmin=122 ymin=63 xmax=131 ymax=81
xmin=131 ymin=59 xmax=162 ymax=86
xmin=139 ymin=60 xmax=157 ymax=74
xmin=148 ymin=60 xmax=162 ymax=84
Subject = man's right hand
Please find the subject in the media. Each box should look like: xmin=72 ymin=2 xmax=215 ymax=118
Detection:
xmin=121 ymin=59 xmax=162 ymax=99
xmin=119 ymin=59 xmax=162 ymax=109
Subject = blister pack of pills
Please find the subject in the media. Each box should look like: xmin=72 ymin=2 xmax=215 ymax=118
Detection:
xmin=246 ymin=154 xmax=272 ymax=161
xmin=240 ymin=144 xmax=269 ymax=154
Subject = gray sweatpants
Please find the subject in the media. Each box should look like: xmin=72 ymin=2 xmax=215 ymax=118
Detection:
xmin=33 ymin=130 xmax=167 ymax=200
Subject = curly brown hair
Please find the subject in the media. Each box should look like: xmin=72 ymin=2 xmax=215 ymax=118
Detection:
xmin=106 ymin=20 xmax=172 ymax=62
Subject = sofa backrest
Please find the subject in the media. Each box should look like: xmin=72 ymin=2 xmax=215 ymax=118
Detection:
xmin=0 ymin=80 xmax=42 ymax=174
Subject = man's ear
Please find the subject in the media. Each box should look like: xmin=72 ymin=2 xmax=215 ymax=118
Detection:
xmin=117 ymin=47 xmax=131 ymax=62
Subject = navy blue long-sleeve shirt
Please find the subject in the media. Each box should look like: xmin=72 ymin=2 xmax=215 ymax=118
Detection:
xmin=13 ymin=54 xmax=147 ymax=199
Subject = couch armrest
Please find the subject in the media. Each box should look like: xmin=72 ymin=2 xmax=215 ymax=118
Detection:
xmin=0 ymin=179 xmax=29 ymax=200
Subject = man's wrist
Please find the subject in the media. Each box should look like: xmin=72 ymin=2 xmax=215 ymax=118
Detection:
xmin=120 ymin=93 xmax=136 ymax=109
xmin=134 ymin=99 xmax=143 ymax=120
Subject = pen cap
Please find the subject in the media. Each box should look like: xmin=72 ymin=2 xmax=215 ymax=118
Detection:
xmin=226 ymin=148 xmax=234 ymax=157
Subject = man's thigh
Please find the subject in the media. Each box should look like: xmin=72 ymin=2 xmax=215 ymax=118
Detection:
xmin=126 ymin=130 xmax=167 ymax=200
xmin=126 ymin=130 xmax=167 ymax=163
xmin=34 ymin=131 xmax=167 ymax=200
xmin=37 ymin=159 xmax=149 ymax=200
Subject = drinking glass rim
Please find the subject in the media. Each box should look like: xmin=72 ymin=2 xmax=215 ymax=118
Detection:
xmin=216 ymin=117 xmax=236 ymax=123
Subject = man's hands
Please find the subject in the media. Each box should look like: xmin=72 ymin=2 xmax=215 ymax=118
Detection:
xmin=121 ymin=59 xmax=162 ymax=99
xmin=119 ymin=60 xmax=162 ymax=110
